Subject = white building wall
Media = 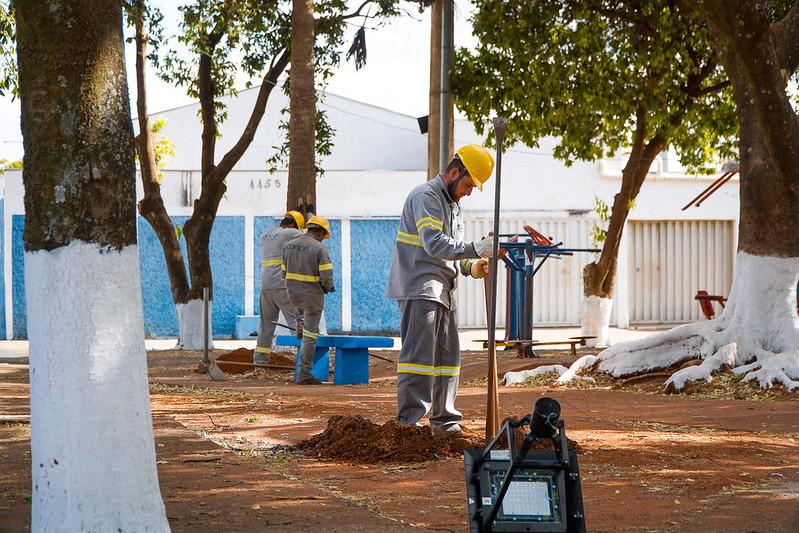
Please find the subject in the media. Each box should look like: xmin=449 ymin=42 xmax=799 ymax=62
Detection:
xmin=6 ymin=92 xmax=744 ymax=334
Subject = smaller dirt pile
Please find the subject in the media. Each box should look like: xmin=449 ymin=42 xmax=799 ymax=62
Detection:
xmin=297 ymin=415 xmax=485 ymax=463
xmin=215 ymin=348 xmax=295 ymax=374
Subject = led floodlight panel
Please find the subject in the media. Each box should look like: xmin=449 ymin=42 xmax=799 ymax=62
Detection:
xmin=491 ymin=470 xmax=561 ymax=522
xmin=464 ymin=449 xmax=585 ymax=532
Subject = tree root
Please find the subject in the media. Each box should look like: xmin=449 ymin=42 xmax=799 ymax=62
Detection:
xmin=558 ymin=318 xmax=799 ymax=392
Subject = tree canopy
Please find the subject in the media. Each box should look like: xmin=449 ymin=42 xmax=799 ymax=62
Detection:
xmin=453 ymin=0 xmax=737 ymax=172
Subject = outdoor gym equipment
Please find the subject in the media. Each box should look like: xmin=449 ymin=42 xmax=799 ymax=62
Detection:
xmin=496 ymin=226 xmax=599 ymax=358
xmin=464 ymin=397 xmax=586 ymax=532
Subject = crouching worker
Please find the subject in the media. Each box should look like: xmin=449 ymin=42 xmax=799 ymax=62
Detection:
xmin=282 ymin=215 xmax=335 ymax=385
xmin=255 ymin=210 xmax=305 ymax=364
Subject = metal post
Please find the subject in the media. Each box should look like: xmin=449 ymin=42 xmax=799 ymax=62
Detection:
xmin=485 ymin=117 xmax=508 ymax=439
xmin=203 ymin=287 xmax=210 ymax=368
xmin=438 ymin=0 xmax=453 ymax=173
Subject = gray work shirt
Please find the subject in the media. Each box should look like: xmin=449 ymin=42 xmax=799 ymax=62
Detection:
xmin=386 ymin=175 xmax=478 ymax=310
xmin=260 ymin=226 xmax=303 ymax=291
xmin=282 ymin=233 xmax=334 ymax=310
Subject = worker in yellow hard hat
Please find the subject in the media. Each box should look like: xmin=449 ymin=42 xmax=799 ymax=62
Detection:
xmin=283 ymin=214 xmax=335 ymax=384
xmin=254 ymin=209 xmax=306 ymax=365
xmin=305 ymin=215 xmax=331 ymax=239
xmin=386 ymin=145 xmax=495 ymax=437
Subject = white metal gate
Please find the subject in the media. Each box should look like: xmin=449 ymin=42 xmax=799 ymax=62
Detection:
xmin=628 ymin=220 xmax=734 ymax=323
xmin=458 ymin=215 xmax=601 ymax=328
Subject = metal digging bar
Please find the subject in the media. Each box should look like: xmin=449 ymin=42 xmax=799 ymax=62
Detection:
xmin=485 ymin=117 xmax=508 ymax=439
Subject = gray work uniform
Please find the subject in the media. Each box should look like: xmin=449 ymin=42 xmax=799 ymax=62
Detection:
xmin=386 ymin=175 xmax=479 ymax=431
xmin=256 ymin=225 xmax=303 ymax=363
xmin=282 ymin=234 xmax=334 ymax=382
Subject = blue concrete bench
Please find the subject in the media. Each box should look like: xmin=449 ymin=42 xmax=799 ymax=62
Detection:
xmin=275 ymin=335 xmax=394 ymax=385
xmin=234 ymin=315 xmax=260 ymax=340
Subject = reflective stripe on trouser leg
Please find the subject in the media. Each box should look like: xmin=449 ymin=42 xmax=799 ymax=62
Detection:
xmin=297 ymin=308 xmax=322 ymax=381
xmin=256 ymin=288 xmax=297 ymax=362
xmin=396 ymin=299 xmax=462 ymax=428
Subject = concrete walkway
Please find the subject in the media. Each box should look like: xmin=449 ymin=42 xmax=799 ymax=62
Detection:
xmin=0 ymin=325 xmax=672 ymax=362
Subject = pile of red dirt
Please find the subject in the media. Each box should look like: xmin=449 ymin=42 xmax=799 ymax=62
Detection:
xmin=296 ymin=415 xmax=486 ymax=463
xmin=215 ymin=348 xmax=295 ymax=374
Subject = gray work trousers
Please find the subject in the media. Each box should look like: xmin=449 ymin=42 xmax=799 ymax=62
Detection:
xmin=256 ymin=288 xmax=297 ymax=362
xmin=294 ymin=305 xmax=323 ymax=382
xmin=396 ymin=299 xmax=462 ymax=431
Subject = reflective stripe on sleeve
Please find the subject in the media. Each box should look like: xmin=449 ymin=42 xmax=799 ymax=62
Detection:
xmin=319 ymin=263 xmax=333 ymax=271
xmin=285 ymin=272 xmax=321 ymax=282
xmin=261 ymin=258 xmax=282 ymax=267
xmin=416 ymin=216 xmax=443 ymax=231
xmin=396 ymin=231 xmax=423 ymax=247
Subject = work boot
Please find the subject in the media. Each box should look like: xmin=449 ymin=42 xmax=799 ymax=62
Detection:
xmin=253 ymin=353 xmax=269 ymax=365
xmin=431 ymin=424 xmax=462 ymax=438
xmin=297 ymin=376 xmax=322 ymax=385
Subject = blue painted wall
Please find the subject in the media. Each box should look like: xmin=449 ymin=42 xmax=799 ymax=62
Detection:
xmin=139 ymin=216 xmax=245 ymax=338
xmin=325 ymin=219 xmax=343 ymax=331
xmin=12 ymin=215 xmax=25 ymax=339
xmin=138 ymin=217 xmax=178 ymax=337
xmin=9 ymin=214 xmax=401 ymax=339
xmin=351 ymin=219 xmax=401 ymax=332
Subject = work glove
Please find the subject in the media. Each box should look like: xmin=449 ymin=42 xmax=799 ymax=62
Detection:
xmin=470 ymin=258 xmax=489 ymax=279
xmin=473 ymin=234 xmax=494 ymax=259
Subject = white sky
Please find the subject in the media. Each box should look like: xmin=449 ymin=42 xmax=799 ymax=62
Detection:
xmin=0 ymin=0 xmax=477 ymax=161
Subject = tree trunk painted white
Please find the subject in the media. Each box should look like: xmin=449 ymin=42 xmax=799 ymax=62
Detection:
xmin=580 ymin=296 xmax=613 ymax=348
xmin=560 ymin=252 xmax=799 ymax=391
xmin=27 ymin=241 xmax=170 ymax=531
xmin=175 ymin=298 xmax=214 ymax=350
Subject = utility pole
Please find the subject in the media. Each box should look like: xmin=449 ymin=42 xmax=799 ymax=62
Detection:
xmin=427 ymin=0 xmax=441 ymax=180
xmin=427 ymin=0 xmax=454 ymax=179
xmin=438 ymin=0 xmax=454 ymax=174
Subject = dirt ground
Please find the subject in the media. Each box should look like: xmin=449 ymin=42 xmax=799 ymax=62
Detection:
xmin=1 ymin=346 xmax=798 ymax=532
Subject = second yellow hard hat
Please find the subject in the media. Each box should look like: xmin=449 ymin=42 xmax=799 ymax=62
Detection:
xmin=306 ymin=215 xmax=331 ymax=239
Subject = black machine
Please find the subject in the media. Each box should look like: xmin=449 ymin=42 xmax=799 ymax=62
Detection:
xmin=464 ymin=398 xmax=586 ymax=532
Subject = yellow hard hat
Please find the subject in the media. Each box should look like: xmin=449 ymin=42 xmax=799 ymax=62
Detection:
xmin=306 ymin=215 xmax=331 ymax=239
xmin=456 ymin=144 xmax=495 ymax=191
xmin=284 ymin=210 xmax=305 ymax=229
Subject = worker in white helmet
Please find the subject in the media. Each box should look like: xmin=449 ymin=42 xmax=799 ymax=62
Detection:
xmin=255 ymin=210 xmax=305 ymax=365
xmin=282 ymin=215 xmax=334 ymax=385
xmin=386 ymin=145 xmax=495 ymax=437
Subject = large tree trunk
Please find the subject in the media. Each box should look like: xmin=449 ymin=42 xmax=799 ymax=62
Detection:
xmin=563 ymin=1 xmax=799 ymax=391
xmin=580 ymin=110 xmax=665 ymax=347
xmin=16 ymin=1 xmax=169 ymax=529
xmin=287 ymin=0 xmax=316 ymax=217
